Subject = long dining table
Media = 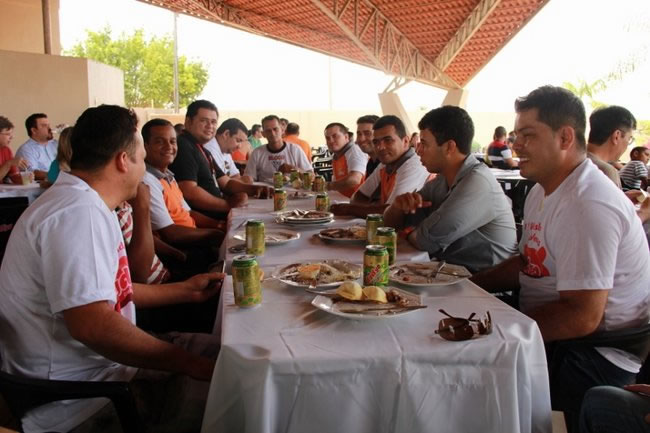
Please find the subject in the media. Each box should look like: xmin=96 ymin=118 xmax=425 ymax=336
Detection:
xmin=202 ymin=187 xmax=552 ymax=433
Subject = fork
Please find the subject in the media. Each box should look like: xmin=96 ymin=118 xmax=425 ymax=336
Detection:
xmin=432 ymin=261 xmax=446 ymax=279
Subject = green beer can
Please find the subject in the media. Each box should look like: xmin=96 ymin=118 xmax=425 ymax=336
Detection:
xmin=232 ymin=255 xmax=262 ymax=307
xmin=274 ymin=188 xmax=287 ymax=211
xmin=273 ymin=171 xmax=284 ymax=188
xmin=376 ymin=227 xmax=397 ymax=265
xmin=366 ymin=214 xmax=383 ymax=244
xmin=246 ymin=220 xmax=265 ymax=255
xmin=315 ymin=193 xmax=330 ymax=211
xmin=302 ymin=172 xmax=313 ymax=190
xmin=363 ymin=245 xmax=389 ymax=286
xmin=313 ymin=175 xmax=326 ymax=192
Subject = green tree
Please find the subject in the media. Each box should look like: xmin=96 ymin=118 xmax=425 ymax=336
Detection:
xmin=66 ymin=27 xmax=209 ymax=108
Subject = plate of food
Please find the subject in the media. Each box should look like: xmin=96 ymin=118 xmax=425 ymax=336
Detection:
xmin=272 ymin=260 xmax=361 ymax=288
xmin=288 ymin=191 xmax=315 ymax=200
xmin=310 ymin=282 xmax=425 ymax=319
xmin=389 ymin=261 xmax=472 ymax=286
xmin=232 ymin=229 xmax=300 ymax=245
xmin=318 ymin=226 xmax=367 ymax=243
xmin=276 ymin=209 xmax=334 ymax=225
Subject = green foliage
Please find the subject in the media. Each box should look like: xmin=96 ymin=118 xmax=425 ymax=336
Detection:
xmin=66 ymin=27 xmax=209 ymax=108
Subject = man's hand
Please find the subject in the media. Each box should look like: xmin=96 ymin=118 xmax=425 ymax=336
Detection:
xmin=182 ymin=272 xmax=225 ymax=303
xmin=11 ymin=157 xmax=29 ymax=170
xmin=330 ymin=203 xmax=351 ymax=216
xmin=250 ymin=184 xmax=273 ymax=199
xmin=227 ymin=191 xmax=248 ymax=208
xmin=623 ymin=384 xmax=650 ymax=423
xmin=392 ymin=192 xmax=432 ymax=214
xmin=278 ymin=163 xmax=295 ymax=174
xmin=128 ymin=183 xmax=151 ymax=212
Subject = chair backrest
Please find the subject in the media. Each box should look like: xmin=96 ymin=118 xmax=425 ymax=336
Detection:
xmin=0 ymin=197 xmax=29 ymax=264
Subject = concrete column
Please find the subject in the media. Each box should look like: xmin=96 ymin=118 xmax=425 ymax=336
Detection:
xmin=378 ymin=92 xmax=415 ymax=135
xmin=42 ymin=0 xmax=51 ymax=54
xmin=442 ymin=88 xmax=469 ymax=108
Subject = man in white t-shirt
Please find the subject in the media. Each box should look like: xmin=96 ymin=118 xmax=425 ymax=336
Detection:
xmin=0 ymin=105 xmax=224 ymax=433
xmin=471 ymin=86 xmax=650 ymax=430
xmin=244 ymin=114 xmax=313 ymax=183
xmin=324 ymin=122 xmax=367 ymax=198
xmin=330 ymin=115 xmax=429 ymax=218
xmin=204 ymin=117 xmax=253 ymax=183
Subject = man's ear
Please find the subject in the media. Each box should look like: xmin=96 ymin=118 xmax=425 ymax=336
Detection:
xmin=559 ymin=126 xmax=576 ymax=150
xmin=444 ymin=139 xmax=458 ymax=155
xmin=115 ymin=151 xmax=129 ymax=173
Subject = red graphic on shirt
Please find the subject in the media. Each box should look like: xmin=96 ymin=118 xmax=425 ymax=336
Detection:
xmin=114 ymin=242 xmax=133 ymax=312
xmin=522 ymin=245 xmax=550 ymax=278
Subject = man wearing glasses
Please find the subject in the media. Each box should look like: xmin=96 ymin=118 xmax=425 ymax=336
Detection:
xmin=472 ymin=86 xmax=650 ymax=432
xmin=587 ymin=105 xmax=636 ymax=189
xmin=169 ymin=100 xmax=271 ymax=219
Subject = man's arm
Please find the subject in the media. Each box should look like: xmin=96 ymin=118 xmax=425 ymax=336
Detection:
xmin=328 ymin=171 xmax=364 ymax=193
xmin=469 ymin=255 xmax=524 ymax=293
xmin=0 ymin=157 xmax=28 ymax=180
xmin=131 ymin=272 xmax=223 ymax=307
xmin=63 ymin=301 xmax=215 ymax=381
xmin=178 ymin=180 xmax=231 ymax=213
xmin=190 ymin=210 xmax=227 ymax=230
xmin=217 ymin=175 xmax=273 ymax=199
xmin=383 ymin=192 xmax=432 ymax=230
xmin=157 ymin=224 xmax=224 ymax=248
xmin=505 ymin=157 xmax=518 ymax=168
xmin=124 ymin=185 xmax=156 ymax=283
xmin=526 ymin=289 xmax=609 ymax=342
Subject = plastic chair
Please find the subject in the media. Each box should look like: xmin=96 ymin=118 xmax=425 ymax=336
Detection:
xmin=0 ymin=368 xmax=142 ymax=433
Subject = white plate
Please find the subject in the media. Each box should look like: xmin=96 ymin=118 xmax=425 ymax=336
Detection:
xmin=232 ymin=229 xmax=300 ymax=245
xmin=277 ymin=210 xmax=333 ymax=223
xmin=287 ymin=191 xmax=315 ymax=200
xmin=389 ymin=261 xmax=471 ymax=287
xmin=318 ymin=226 xmax=367 ymax=243
xmin=276 ymin=218 xmax=334 ymax=227
xmin=272 ymin=260 xmax=361 ymax=288
xmin=311 ymin=287 xmax=423 ymax=320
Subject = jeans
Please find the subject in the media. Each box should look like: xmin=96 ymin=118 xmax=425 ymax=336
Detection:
xmin=548 ymin=346 xmax=637 ymax=433
xmin=580 ymin=386 xmax=650 ymax=433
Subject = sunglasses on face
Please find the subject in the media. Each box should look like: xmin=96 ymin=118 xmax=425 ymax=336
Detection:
xmin=435 ymin=309 xmax=492 ymax=341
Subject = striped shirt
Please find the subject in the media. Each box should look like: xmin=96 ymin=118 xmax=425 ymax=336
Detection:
xmin=619 ymin=161 xmax=648 ymax=190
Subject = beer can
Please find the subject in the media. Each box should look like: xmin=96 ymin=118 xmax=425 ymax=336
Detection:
xmin=232 ymin=255 xmax=262 ymax=307
xmin=313 ymin=175 xmax=326 ymax=192
xmin=273 ymin=171 xmax=284 ymax=188
xmin=363 ymin=245 xmax=389 ymax=286
xmin=274 ymin=188 xmax=287 ymax=211
xmin=366 ymin=214 xmax=384 ymax=244
xmin=246 ymin=220 xmax=265 ymax=255
xmin=302 ymin=172 xmax=313 ymax=190
xmin=290 ymin=170 xmax=300 ymax=182
xmin=376 ymin=227 xmax=397 ymax=265
xmin=315 ymin=193 xmax=330 ymax=211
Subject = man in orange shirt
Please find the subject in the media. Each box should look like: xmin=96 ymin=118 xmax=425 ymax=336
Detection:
xmin=141 ymin=119 xmax=226 ymax=249
xmin=284 ymin=122 xmax=312 ymax=161
xmin=324 ymin=122 xmax=367 ymax=197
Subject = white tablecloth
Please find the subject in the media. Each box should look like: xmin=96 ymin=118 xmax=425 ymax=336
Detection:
xmin=223 ymin=189 xmax=429 ymax=270
xmin=0 ymin=183 xmax=44 ymax=203
xmin=203 ymin=277 xmax=551 ymax=433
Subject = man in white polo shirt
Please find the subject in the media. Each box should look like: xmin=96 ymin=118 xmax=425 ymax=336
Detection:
xmin=330 ymin=115 xmax=429 ymax=218
xmin=204 ymin=117 xmax=253 ymax=183
xmin=15 ymin=112 xmax=58 ymax=180
xmin=245 ymin=114 xmax=313 ymax=183
xmin=471 ymin=86 xmax=650 ymax=431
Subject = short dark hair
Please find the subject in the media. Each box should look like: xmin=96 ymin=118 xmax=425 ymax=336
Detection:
xmin=494 ymin=126 xmax=507 ymax=138
xmin=142 ymin=118 xmax=173 ymax=144
xmin=324 ymin=122 xmax=350 ymax=135
xmin=0 ymin=116 xmax=14 ymax=131
xmin=515 ymin=85 xmax=586 ymax=151
xmin=25 ymin=113 xmax=47 ymax=137
xmin=417 ymin=106 xmax=474 ymax=155
xmin=280 ymin=118 xmax=289 ymax=125
xmin=630 ymin=146 xmax=649 ymax=159
xmin=217 ymin=118 xmax=248 ymax=136
xmin=357 ymin=114 xmax=379 ymax=125
xmin=186 ymin=100 xmax=218 ymax=120
xmin=285 ymin=122 xmax=300 ymax=135
xmin=262 ymin=114 xmax=280 ymax=125
xmin=250 ymin=124 xmax=262 ymax=135
xmin=373 ymin=115 xmax=407 ymax=139
xmin=174 ymin=123 xmax=184 ymax=135
xmin=70 ymin=105 xmax=139 ymax=171
xmin=588 ymin=105 xmax=636 ymax=145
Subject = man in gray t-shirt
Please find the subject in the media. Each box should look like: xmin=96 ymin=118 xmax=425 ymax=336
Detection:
xmin=383 ymin=106 xmax=517 ymax=273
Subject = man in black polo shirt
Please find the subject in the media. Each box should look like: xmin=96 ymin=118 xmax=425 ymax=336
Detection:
xmin=170 ymin=100 xmax=271 ymax=219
